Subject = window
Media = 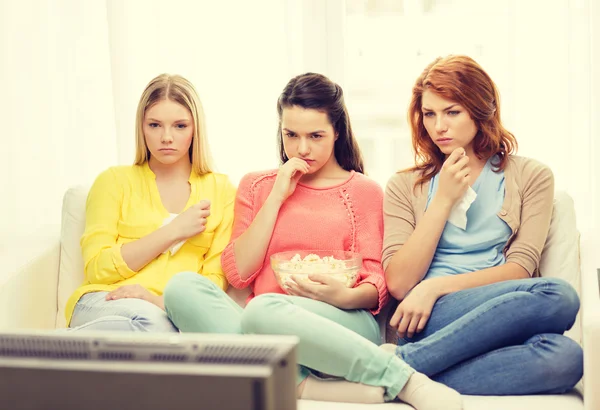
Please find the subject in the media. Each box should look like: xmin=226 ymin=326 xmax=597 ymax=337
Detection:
xmin=343 ymin=0 xmax=513 ymax=184
xmin=295 ymin=0 xmax=595 ymax=232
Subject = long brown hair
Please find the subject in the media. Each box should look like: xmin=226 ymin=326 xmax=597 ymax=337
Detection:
xmin=407 ymin=55 xmax=517 ymax=187
xmin=277 ymin=73 xmax=364 ymax=173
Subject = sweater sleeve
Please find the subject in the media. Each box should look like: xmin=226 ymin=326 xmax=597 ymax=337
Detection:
xmin=353 ymin=180 xmax=389 ymax=315
xmin=220 ymin=173 xmax=263 ymax=289
xmin=81 ymin=168 xmax=137 ymax=285
xmin=198 ymin=176 xmax=237 ymax=291
xmin=381 ymin=172 xmax=417 ymax=272
xmin=505 ymin=161 xmax=555 ymax=275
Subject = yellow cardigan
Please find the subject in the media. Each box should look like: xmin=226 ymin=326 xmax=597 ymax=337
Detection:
xmin=65 ymin=162 xmax=236 ymax=325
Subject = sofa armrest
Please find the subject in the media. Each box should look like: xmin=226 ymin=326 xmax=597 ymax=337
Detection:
xmin=580 ymin=237 xmax=600 ymax=410
xmin=0 ymin=236 xmax=60 ymax=330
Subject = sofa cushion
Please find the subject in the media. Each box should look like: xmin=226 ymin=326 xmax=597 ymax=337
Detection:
xmin=539 ymin=192 xmax=581 ymax=287
xmin=56 ymin=186 xmax=89 ymax=328
xmin=538 ymin=191 xmax=582 ymax=344
xmin=298 ymin=389 xmax=583 ymax=410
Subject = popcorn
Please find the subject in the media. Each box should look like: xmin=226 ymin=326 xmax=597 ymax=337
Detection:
xmin=276 ymin=253 xmax=358 ymax=287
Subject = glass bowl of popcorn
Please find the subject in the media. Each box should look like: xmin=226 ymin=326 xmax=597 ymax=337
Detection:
xmin=271 ymin=250 xmax=362 ymax=289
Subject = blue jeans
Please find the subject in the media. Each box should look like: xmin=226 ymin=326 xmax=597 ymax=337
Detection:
xmin=68 ymin=291 xmax=178 ymax=333
xmin=394 ymin=277 xmax=583 ymax=395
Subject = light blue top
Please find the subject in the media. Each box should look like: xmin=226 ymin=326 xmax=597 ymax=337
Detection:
xmin=424 ymin=156 xmax=512 ymax=280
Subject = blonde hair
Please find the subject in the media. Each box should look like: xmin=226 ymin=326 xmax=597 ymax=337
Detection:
xmin=134 ymin=74 xmax=213 ymax=174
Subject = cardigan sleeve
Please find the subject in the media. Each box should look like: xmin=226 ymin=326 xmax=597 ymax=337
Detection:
xmin=505 ymin=161 xmax=554 ymax=276
xmin=80 ymin=168 xmax=137 ymax=285
xmin=382 ymin=172 xmax=417 ymax=272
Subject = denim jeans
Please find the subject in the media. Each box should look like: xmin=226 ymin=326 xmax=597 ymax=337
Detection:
xmin=68 ymin=291 xmax=178 ymax=333
xmin=164 ymin=271 xmax=414 ymax=401
xmin=395 ymin=277 xmax=583 ymax=395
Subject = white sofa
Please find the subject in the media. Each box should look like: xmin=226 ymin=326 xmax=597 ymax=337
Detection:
xmin=0 ymin=186 xmax=598 ymax=410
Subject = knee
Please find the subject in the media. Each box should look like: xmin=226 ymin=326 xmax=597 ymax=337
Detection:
xmin=559 ymin=338 xmax=584 ymax=388
xmin=69 ymin=315 xmax=134 ymax=332
xmin=164 ymin=271 xmax=218 ymax=312
xmin=133 ymin=312 xmax=178 ymax=333
xmin=539 ymin=278 xmax=580 ymax=324
xmin=241 ymin=293 xmax=286 ymax=334
xmin=123 ymin=300 xmax=178 ymax=333
xmin=532 ymin=334 xmax=583 ymax=392
xmin=165 ymin=271 xmax=212 ymax=293
xmin=75 ymin=311 xmax=177 ymax=333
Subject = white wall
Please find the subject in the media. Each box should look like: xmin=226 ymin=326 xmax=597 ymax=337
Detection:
xmin=107 ymin=0 xmax=290 ymax=185
xmin=0 ymin=0 xmax=117 ymax=243
xmin=591 ymin=0 xmax=600 ymax=239
xmin=0 ymin=0 xmax=597 ymax=246
xmin=510 ymin=0 xmax=594 ymax=238
xmin=319 ymin=0 xmax=598 ymax=237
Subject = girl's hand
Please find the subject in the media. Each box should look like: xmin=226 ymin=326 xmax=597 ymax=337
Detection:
xmin=435 ymin=148 xmax=471 ymax=207
xmin=270 ymin=158 xmax=310 ymax=204
xmin=105 ymin=284 xmax=164 ymax=310
xmin=284 ymin=273 xmax=353 ymax=309
xmin=169 ymin=200 xmax=211 ymax=241
xmin=390 ymin=280 xmax=441 ymax=339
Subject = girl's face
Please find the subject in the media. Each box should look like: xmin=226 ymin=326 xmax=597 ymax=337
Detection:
xmin=421 ymin=90 xmax=478 ymax=156
xmin=281 ymin=105 xmax=338 ymax=175
xmin=143 ymin=99 xmax=194 ymax=166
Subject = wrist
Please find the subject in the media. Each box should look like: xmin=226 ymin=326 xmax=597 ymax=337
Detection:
xmin=152 ymin=295 xmax=165 ymax=310
xmin=338 ymin=287 xmax=356 ymax=309
xmin=266 ymin=192 xmax=284 ymax=209
xmin=430 ymin=195 xmax=454 ymax=214
xmin=423 ymin=278 xmax=447 ymax=297
xmin=163 ymin=223 xmax=182 ymax=245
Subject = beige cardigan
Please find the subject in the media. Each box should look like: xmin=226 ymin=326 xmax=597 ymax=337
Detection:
xmin=382 ymin=155 xmax=555 ymax=278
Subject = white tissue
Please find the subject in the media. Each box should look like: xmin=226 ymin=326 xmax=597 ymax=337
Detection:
xmin=161 ymin=214 xmax=185 ymax=255
xmin=447 ymin=186 xmax=477 ymax=230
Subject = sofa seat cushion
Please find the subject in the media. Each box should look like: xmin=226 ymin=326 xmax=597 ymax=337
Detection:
xmin=299 ymin=388 xmax=583 ymax=410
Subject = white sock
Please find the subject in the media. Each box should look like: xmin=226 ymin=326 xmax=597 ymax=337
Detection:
xmin=380 ymin=343 xmax=463 ymax=410
xmin=398 ymin=372 xmax=463 ymax=410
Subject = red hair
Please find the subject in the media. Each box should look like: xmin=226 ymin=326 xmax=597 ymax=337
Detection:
xmin=407 ymin=55 xmax=517 ymax=188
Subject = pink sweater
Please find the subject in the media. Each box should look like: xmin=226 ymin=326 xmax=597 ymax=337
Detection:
xmin=221 ymin=170 xmax=389 ymax=315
